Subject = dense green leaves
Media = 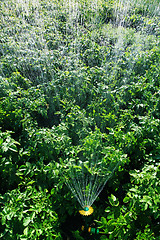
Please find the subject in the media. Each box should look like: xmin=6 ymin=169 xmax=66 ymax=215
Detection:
xmin=98 ymin=163 xmax=160 ymax=239
xmin=0 ymin=0 xmax=160 ymax=239
xmin=0 ymin=187 xmax=62 ymax=239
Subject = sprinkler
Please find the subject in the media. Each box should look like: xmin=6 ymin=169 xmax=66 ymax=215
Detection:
xmin=79 ymin=206 xmax=94 ymax=216
xmin=79 ymin=206 xmax=107 ymax=236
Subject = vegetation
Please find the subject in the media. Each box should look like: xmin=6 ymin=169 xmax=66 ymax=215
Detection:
xmin=0 ymin=0 xmax=160 ymax=239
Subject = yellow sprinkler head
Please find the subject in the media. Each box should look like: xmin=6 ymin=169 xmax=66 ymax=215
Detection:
xmin=79 ymin=206 xmax=94 ymax=216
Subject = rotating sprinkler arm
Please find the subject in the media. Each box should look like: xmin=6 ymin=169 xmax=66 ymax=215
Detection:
xmin=79 ymin=206 xmax=94 ymax=216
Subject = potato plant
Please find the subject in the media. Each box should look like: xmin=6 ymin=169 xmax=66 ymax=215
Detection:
xmin=0 ymin=0 xmax=160 ymax=239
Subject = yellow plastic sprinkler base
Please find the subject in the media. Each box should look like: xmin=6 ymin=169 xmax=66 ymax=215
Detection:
xmin=79 ymin=206 xmax=94 ymax=216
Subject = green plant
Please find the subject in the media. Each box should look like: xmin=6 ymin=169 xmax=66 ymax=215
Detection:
xmin=0 ymin=187 xmax=62 ymax=240
xmin=0 ymin=0 xmax=159 ymax=238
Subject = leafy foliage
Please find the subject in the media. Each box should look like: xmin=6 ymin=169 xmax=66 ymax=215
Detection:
xmin=0 ymin=188 xmax=62 ymax=239
xmin=98 ymin=163 xmax=160 ymax=239
xmin=0 ymin=0 xmax=160 ymax=239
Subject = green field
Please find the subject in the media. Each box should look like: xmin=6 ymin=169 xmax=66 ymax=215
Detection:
xmin=0 ymin=0 xmax=160 ymax=239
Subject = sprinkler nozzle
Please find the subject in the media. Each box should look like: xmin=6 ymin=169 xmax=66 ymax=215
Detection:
xmin=84 ymin=207 xmax=89 ymax=211
xmin=79 ymin=206 xmax=94 ymax=216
